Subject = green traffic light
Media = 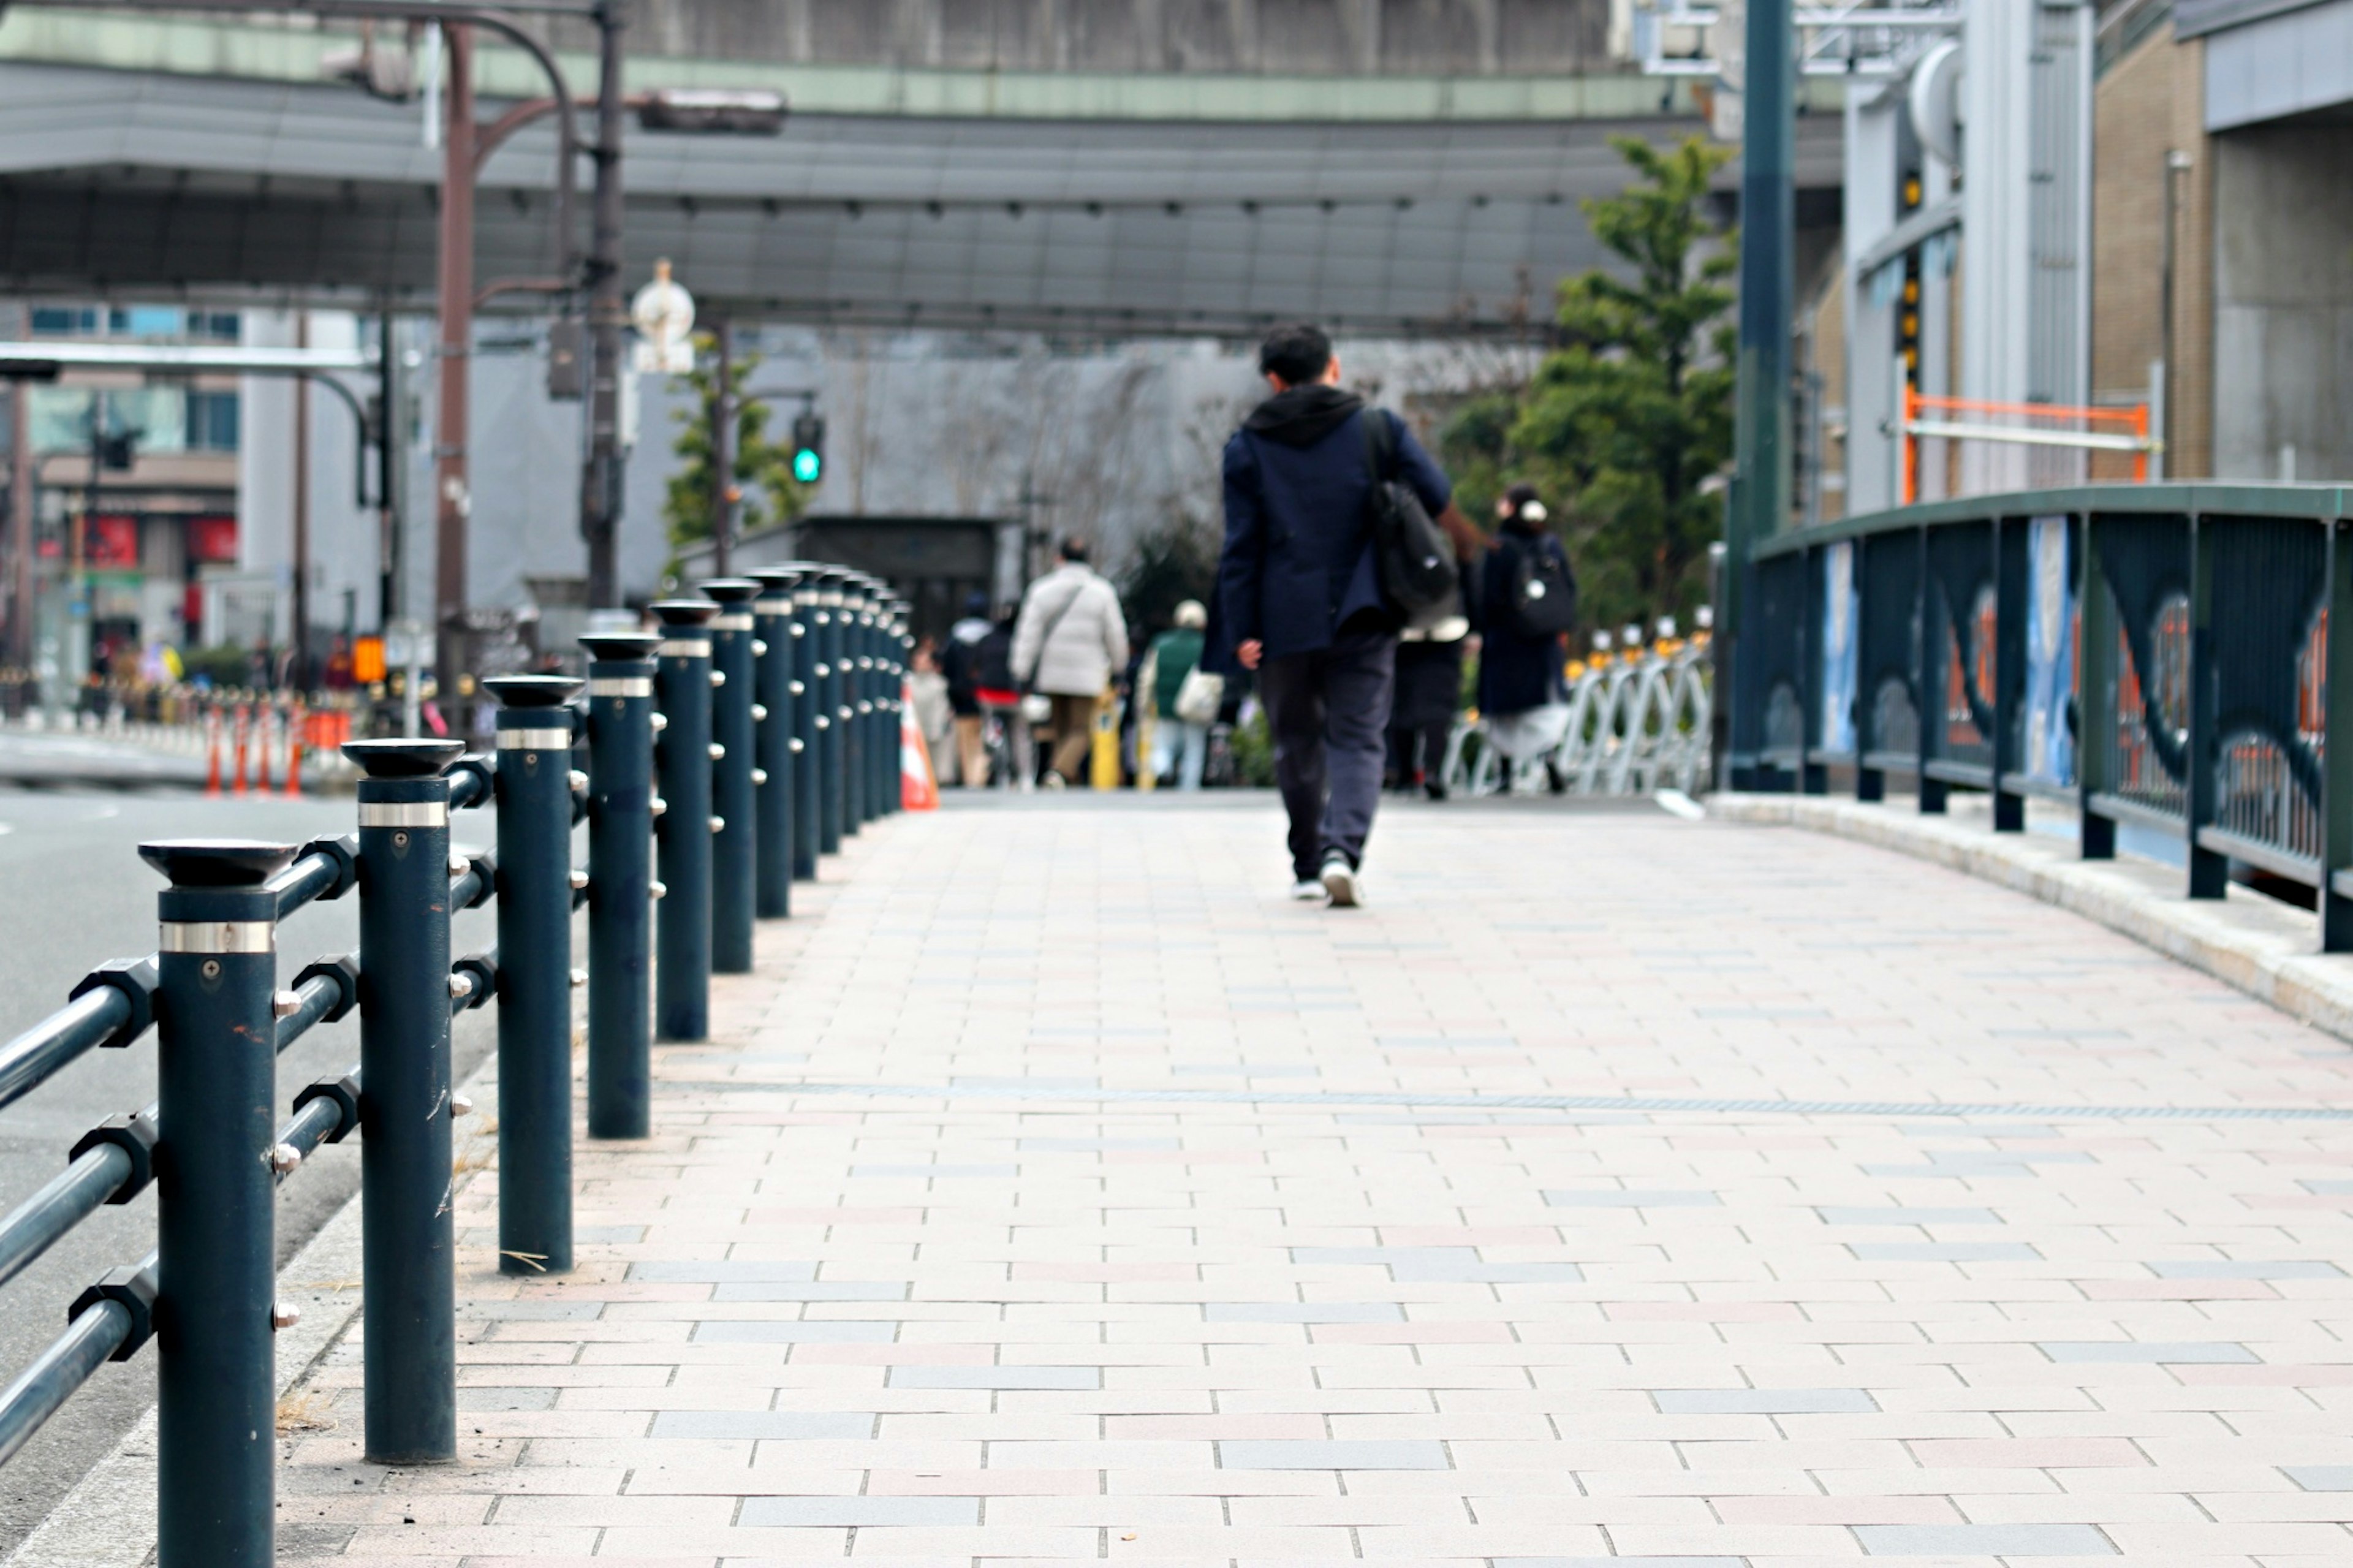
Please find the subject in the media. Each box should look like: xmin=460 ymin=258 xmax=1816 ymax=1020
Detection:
xmin=792 ymin=449 xmax=822 ymax=483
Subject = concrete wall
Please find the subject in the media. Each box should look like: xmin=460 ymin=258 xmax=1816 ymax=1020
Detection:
xmin=623 ymin=0 xmax=1621 ymax=74
xmin=2090 ymin=25 xmax=2211 ymax=479
xmin=2211 ymin=119 xmax=2353 ymax=482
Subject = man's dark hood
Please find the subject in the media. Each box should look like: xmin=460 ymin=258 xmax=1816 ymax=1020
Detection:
xmin=1244 ymin=384 xmax=1364 ymax=449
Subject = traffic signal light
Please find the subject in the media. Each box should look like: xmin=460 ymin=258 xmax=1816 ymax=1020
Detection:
xmin=790 ymin=411 xmax=825 ymax=484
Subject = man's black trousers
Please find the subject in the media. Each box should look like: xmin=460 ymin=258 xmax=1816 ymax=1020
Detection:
xmin=1257 ymin=627 xmax=1396 ymax=881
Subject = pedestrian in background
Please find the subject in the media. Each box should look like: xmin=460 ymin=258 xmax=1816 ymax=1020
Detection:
xmin=972 ymin=605 xmax=1030 ymax=789
xmin=1476 ymin=483 xmax=1578 ymax=791
xmin=908 ymin=636 xmax=954 ymax=784
xmin=941 ymin=591 xmax=993 ymax=787
xmin=1012 ymin=536 xmax=1130 ymax=788
xmin=1387 ymin=503 xmax=1482 ymax=800
xmin=1141 ymin=599 xmax=1213 ymax=790
xmin=1216 ymin=321 xmax=1451 ymax=904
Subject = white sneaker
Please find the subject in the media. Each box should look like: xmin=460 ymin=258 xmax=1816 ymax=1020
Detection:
xmin=1290 ymin=879 xmax=1324 ymax=901
xmin=1319 ymin=856 xmax=1362 ymax=908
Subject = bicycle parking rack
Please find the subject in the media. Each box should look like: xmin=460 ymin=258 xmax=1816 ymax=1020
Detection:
xmin=0 ymin=566 xmax=911 ymax=1566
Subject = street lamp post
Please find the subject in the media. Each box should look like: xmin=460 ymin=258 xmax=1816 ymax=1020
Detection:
xmin=433 ymin=23 xmax=476 ymax=695
xmin=582 ymin=0 xmax=630 ymax=612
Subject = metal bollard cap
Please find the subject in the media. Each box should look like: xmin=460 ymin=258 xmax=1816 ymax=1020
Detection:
xmin=649 ymin=598 xmax=721 ymax=627
xmin=745 ymin=566 xmax=803 ymax=596
xmin=137 ymin=839 xmax=297 ymax=887
xmin=698 ymin=577 xmax=763 ymax=604
xmin=581 ymin=631 xmax=662 ymax=662
xmin=341 ymin=737 xmax=466 ymax=779
xmin=483 ymin=673 xmax=584 ymax=708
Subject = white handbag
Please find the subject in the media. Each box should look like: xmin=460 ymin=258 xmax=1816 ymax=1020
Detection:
xmin=1172 ymin=667 xmax=1225 ymax=726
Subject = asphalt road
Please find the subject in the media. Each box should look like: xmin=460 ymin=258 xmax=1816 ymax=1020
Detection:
xmin=0 ymin=788 xmax=502 ymax=1556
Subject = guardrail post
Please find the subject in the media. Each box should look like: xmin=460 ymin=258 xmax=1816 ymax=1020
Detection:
xmin=1991 ymin=517 xmax=2027 ymax=832
xmin=2077 ymin=517 xmax=2118 ymax=859
xmin=2324 ymin=519 xmax=2353 ymax=950
xmin=747 ymin=566 xmax=801 ymax=916
xmin=2185 ymin=518 xmax=2227 ymax=898
xmin=483 ymin=675 xmax=582 ymax=1274
xmin=651 ymin=599 xmax=719 ymax=1039
xmin=838 ymin=576 xmax=867 ymax=833
xmin=812 ymin=569 xmax=845 ymax=855
xmin=581 ymin=632 xmax=661 ymax=1137
xmin=877 ymin=600 xmax=905 ymax=815
xmin=700 ymin=578 xmax=762 ymax=971
xmin=143 ymin=838 xmax=294 ymax=1568
xmin=342 ymin=735 xmax=466 ymax=1465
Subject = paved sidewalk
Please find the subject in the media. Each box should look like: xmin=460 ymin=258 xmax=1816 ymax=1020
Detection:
xmin=278 ymin=798 xmax=2353 ymax=1564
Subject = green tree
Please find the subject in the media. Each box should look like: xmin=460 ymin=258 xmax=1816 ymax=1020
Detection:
xmin=1115 ymin=506 xmax=1221 ymax=638
xmin=662 ymin=334 xmax=808 ymax=558
xmin=1511 ymin=134 xmax=1735 ymax=633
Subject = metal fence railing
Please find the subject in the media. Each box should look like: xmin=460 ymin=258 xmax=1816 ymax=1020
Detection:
xmin=1726 ymin=483 xmax=2353 ymax=949
xmin=1444 ymin=628 xmax=1715 ymax=797
xmin=0 ymin=563 xmax=909 ymax=1567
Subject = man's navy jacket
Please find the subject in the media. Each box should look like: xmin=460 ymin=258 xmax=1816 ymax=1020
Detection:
xmin=1216 ymin=385 xmax=1452 ymax=665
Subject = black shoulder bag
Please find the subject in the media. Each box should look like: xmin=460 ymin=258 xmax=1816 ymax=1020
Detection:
xmin=1362 ymin=412 xmax=1459 ymax=621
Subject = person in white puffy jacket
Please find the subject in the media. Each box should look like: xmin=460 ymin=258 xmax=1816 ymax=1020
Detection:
xmin=1012 ymin=537 xmax=1131 ymax=786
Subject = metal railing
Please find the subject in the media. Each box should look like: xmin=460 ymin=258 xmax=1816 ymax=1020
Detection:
xmin=1444 ymin=631 xmax=1715 ymax=797
xmin=0 ymin=563 xmax=911 ymax=1566
xmin=1726 ymin=482 xmax=2353 ymax=949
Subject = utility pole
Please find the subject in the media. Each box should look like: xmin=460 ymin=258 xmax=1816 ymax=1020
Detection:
xmin=582 ymin=0 xmax=629 ymax=609
xmin=433 ymin=22 xmax=476 ymax=694
xmin=294 ymin=311 xmax=313 ymax=688
xmin=7 ymin=306 xmax=29 ymax=667
xmin=377 ymin=305 xmax=401 ymax=629
xmin=710 ymin=317 xmax=733 ymax=577
xmin=1720 ymin=0 xmax=1794 ymax=789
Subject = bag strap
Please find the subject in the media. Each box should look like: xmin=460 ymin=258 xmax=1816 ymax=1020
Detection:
xmin=1028 ymin=577 xmax=1090 ymax=673
xmin=1359 ymin=407 xmax=1396 ymax=485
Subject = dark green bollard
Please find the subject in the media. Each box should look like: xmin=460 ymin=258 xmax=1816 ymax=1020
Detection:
xmin=143 ymin=838 xmax=292 ymax=1568
xmin=483 ymin=675 xmax=582 ymax=1275
xmin=699 ymin=578 xmax=762 ymax=972
xmin=651 ymin=599 xmax=719 ymax=1040
xmin=790 ymin=569 xmax=822 ymax=879
xmin=839 ymin=577 xmax=868 ymax=832
xmin=812 ymin=569 xmax=845 ymax=855
xmin=582 ymin=632 xmax=661 ymax=1138
xmin=746 ymin=566 xmax=801 ymax=915
xmin=880 ymin=600 xmax=911 ymax=816
xmin=342 ymin=736 xmax=466 ymax=1465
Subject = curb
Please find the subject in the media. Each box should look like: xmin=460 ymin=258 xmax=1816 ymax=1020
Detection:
xmin=1708 ymin=792 xmax=2353 ymax=1048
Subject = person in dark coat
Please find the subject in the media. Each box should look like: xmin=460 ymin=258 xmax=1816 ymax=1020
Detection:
xmin=1387 ymin=504 xmax=1483 ymax=799
xmin=1476 ymin=483 xmax=1574 ymax=787
xmin=1216 ymin=322 xmax=1452 ymax=906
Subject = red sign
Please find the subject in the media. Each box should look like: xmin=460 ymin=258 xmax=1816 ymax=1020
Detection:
xmin=88 ymin=514 xmax=138 ymax=569
xmin=188 ymin=515 xmax=238 ymax=564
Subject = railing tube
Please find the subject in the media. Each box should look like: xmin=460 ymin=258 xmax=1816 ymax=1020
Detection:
xmin=651 ymin=599 xmax=719 ymax=1040
xmin=746 ymin=566 xmax=801 ymax=916
xmin=142 ymin=837 xmax=294 ymax=1568
xmin=485 ymin=674 xmax=583 ymax=1274
xmin=701 ymin=578 xmax=762 ymax=972
xmin=582 ymin=632 xmax=660 ymax=1137
xmin=343 ymin=737 xmax=465 ymax=1464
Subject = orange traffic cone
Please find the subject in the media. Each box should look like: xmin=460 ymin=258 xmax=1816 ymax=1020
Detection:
xmin=232 ymin=704 xmax=251 ymax=795
xmin=900 ymin=680 xmax=939 ymax=811
xmin=256 ymin=705 xmax=275 ymax=793
xmin=203 ymin=706 xmax=222 ymax=797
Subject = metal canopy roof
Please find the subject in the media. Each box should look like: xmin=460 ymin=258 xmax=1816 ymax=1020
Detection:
xmin=0 ymin=61 xmax=1841 ymax=333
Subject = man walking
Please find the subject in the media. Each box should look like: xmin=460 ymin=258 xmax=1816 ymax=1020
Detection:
xmin=1012 ymin=536 xmax=1129 ymax=787
xmin=1217 ymin=322 xmax=1451 ymax=906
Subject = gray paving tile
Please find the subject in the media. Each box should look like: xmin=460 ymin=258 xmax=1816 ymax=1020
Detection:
xmin=456 ymin=1387 xmax=558 ymax=1411
xmin=1846 ymin=1242 xmax=2042 ymax=1262
xmin=1545 ymin=1189 xmax=1721 ymax=1208
xmin=1217 ymin=1439 xmax=1449 ymax=1470
xmin=2038 ymin=1341 xmax=2258 ymax=1363
xmin=708 ymin=1282 xmax=909 ymax=1301
xmin=1898 ymin=1122 xmax=2058 ymax=1137
xmin=1017 ymin=1137 xmax=1180 ymax=1151
xmin=1290 ymin=1245 xmax=1584 ymax=1282
xmin=460 ymin=1300 xmax=604 ymax=1320
xmin=1376 ymin=1035 xmax=1520 ymax=1049
xmin=1170 ymin=1063 xmax=1319 ymax=1077
xmin=627 ymin=1260 xmax=817 ymax=1283
xmin=1652 ymin=1388 xmax=1878 ymax=1415
xmin=2282 ymin=1466 xmax=2353 ymax=1491
xmin=849 ymin=1163 xmax=1019 ymax=1178
xmin=648 ymin=1411 xmax=875 ymax=1439
xmin=949 ymin=1076 xmax=1099 ymax=1090
xmin=690 ymin=1321 xmax=901 ymax=1343
xmin=2148 ymin=1259 xmax=2346 ymax=1279
xmin=887 ymin=1365 xmax=1101 ymax=1389
xmin=2298 ymin=1178 xmax=2353 ymax=1195
xmin=1853 ymin=1523 xmax=2116 ymax=1556
xmin=1816 ymin=1206 xmax=2004 ymax=1225
xmin=1204 ymin=1302 xmax=1406 ymax=1324
xmin=739 ymin=1496 xmax=979 ymax=1527
xmin=1495 ymin=1560 xmax=1749 ymax=1567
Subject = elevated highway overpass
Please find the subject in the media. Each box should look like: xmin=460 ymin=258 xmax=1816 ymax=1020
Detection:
xmin=0 ymin=3 xmax=1841 ymax=333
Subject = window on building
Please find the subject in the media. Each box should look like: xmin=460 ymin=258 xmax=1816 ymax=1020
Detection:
xmin=193 ymin=311 xmax=241 ymax=341
xmin=187 ymin=390 xmax=240 ymax=452
xmin=29 ymin=307 xmax=99 ymax=336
